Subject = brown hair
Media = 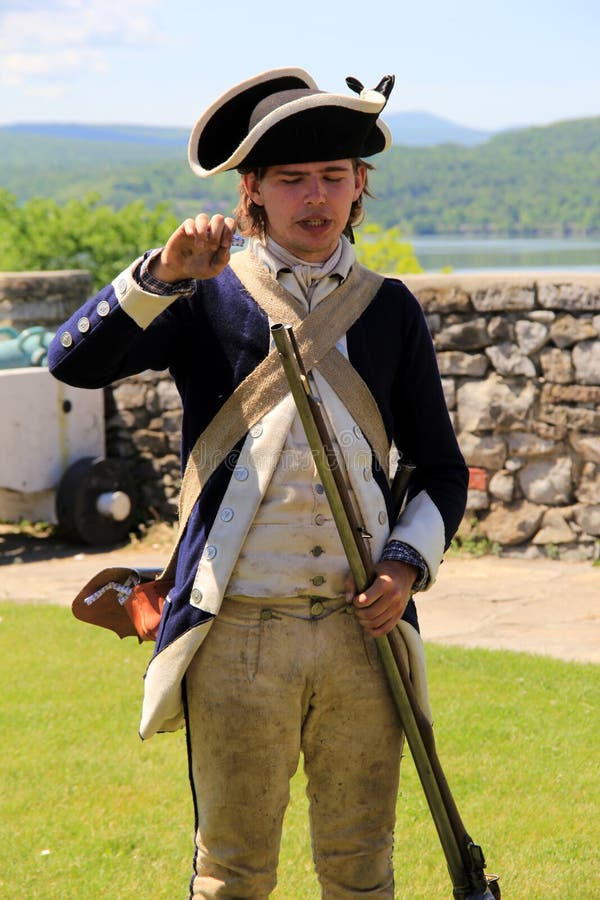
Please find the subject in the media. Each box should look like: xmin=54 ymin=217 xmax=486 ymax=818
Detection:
xmin=234 ymin=158 xmax=374 ymax=241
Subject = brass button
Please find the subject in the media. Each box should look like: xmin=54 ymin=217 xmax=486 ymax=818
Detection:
xmin=77 ymin=316 xmax=90 ymax=333
xmin=311 ymin=575 xmax=325 ymax=586
xmin=97 ymin=300 xmax=110 ymax=317
xmin=310 ymin=600 xmax=325 ymax=616
xmin=260 ymin=609 xmax=273 ymax=621
xmin=311 ymin=546 xmax=324 ymax=557
xmin=60 ymin=331 xmax=73 ymax=348
xmin=314 ymin=514 xmax=325 ymax=525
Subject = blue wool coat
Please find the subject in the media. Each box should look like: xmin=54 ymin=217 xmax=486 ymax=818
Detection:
xmin=48 ymin=253 xmax=468 ymax=736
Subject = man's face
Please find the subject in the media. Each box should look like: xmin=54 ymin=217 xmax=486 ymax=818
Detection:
xmin=242 ymin=159 xmax=366 ymax=262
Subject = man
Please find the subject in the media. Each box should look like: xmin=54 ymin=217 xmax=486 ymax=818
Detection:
xmin=49 ymin=68 xmax=468 ymax=898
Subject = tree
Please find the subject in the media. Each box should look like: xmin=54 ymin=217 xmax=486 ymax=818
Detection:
xmin=354 ymin=224 xmax=423 ymax=274
xmin=0 ymin=191 xmax=179 ymax=289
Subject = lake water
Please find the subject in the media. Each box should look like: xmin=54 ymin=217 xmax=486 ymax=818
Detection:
xmin=409 ymin=235 xmax=600 ymax=274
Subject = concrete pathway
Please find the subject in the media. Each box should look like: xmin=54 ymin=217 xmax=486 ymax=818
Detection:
xmin=1 ymin=530 xmax=598 ymax=663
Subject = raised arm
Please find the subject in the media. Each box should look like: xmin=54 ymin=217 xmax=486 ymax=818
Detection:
xmin=150 ymin=213 xmax=236 ymax=282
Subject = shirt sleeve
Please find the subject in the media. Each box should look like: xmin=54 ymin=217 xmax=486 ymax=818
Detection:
xmin=136 ymin=248 xmax=196 ymax=296
xmin=380 ymin=540 xmax=430 ymax=592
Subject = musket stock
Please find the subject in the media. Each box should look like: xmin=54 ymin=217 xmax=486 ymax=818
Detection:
xmin=271 ymin=322 xmax=500 ymax=900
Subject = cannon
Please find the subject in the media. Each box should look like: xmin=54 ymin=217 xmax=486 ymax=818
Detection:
xmin=0 ymin=335 xmax=137 ymax=545
xmin=0 ymin=325 xmax=55 ymax=368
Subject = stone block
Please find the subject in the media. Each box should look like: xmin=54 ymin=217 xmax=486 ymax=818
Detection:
xmin=569 ymin=434 xmax=600 ymax=464
xmin=576 ymin=463 xmax=600 ymax=504
xmin=507 ymin=432 xmax=560 ymax=457
xmin=111 ymin=380 xmax=147 ymax=410
xmin=0 ymin=270 xmax=93 ymax=328
xmin=156 ymin=379 xmax=181 ymax=410
xmin=437 ymin=351 xmax=489 ymax=377
xmin=538 ymin=281 xmax=600 ymax=311
xmin=457 ymin=375 xmax=536 ymax=432
xmin=441 ymin=378 xmax=456 ymax=409
xmin=518 ymin=456 xmax=573 ymax=505
xmin=573 ymin=340 xmax=600 ymax=385
xmin=539 ymin=348 xmax=573 ymax=384
xmin=574 ymin=504 xmax=600 ymax=536
xmin=541 ymin=383 xmax=600 ymax=404
xmin=479 ymin=500 xmax=544 ymax=546
xmin=532 ymin=509 xmax=576 ymax=544
xmin=434 ymin=318 xmax=489 ymax=351
xmin=550 ymin=314 xmax=597 ymax=348
xmin=515 ymin=319 xmax=549 ymax=355
xmin=472 ymin=285 xmax=535 ymax=312
xmin=411 ymin=285 xmax=472 ymax=314
xmin=485 ymin=342 xmax=536 ymax=377
xmin=489 ymin=470 xmax=515 ymax=502
xmin=541 ymin=404 xmax=600 ymax=431
xmin=466 ymin=488 xmax=489 ymax=511
xmin=487 ymin=315 xmax=514 ymax=342
xmin=459 ymin=432 xmax=507 ymax=469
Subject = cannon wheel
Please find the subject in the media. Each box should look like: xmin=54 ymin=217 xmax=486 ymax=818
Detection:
xmin=56 ymin=456 xmax=137 ymax=545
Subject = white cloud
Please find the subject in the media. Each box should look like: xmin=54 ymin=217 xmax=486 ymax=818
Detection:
xmin=0 ymin=0 xmax=157 ymax=88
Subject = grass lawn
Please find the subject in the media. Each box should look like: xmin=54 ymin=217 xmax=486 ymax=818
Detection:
xmin=1 ymin=602 xmax=598 ymax=899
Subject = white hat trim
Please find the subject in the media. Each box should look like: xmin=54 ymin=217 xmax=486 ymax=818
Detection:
xmin=189 ymin=82 xmax=391 ymax=178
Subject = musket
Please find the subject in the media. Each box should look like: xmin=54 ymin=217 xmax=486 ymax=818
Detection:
xmin=271 ymin=322 xmax=500 ymax=900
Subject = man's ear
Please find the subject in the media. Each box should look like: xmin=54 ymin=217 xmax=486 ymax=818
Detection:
xmin=353 ymin=164 xmax=367 ymax=201
xmin=242 ymin=172 xmax=264 ymax=206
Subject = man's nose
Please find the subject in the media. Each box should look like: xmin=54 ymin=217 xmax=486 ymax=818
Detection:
xmin=305 ymin=177 xmax=326 ymax=203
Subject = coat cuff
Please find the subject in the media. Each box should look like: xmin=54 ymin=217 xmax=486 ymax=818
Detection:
xmin=111 ymin=257 xmax=188 ymax=329
xmin=388 ymin=490 xmax=445 ymax=587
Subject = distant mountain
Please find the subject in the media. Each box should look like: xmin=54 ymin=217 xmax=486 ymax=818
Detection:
xmin=2 ymin=113 xmax=493 ymax=150
xmin=384 ymin=111 xmax=493 ymax=146
xmin=1 ymin=116 xmax=599 ymax=236
xmin=4 ymin=122 xmax=188 ymax=147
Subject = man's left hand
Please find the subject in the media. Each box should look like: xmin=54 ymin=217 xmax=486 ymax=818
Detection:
xmin=346 ymin=560 xmax=417 ymax=636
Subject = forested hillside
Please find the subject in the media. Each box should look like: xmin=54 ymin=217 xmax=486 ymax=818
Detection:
xmin=1 ymin=117 xmax=599 ymax=235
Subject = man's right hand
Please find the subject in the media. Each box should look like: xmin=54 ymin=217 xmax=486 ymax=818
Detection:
xmin=150 ymin=213 xmax=237 ymax=282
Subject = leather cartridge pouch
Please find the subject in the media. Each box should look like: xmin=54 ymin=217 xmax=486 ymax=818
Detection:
xmin=71 ymin=566 xmax=174 ymax=642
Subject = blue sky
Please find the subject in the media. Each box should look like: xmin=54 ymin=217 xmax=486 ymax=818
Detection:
xmin=0 ymin=0 xmax=598 ymax=131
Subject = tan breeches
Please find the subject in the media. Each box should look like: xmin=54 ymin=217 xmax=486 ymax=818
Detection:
xmin=185 ymin=597 xmax=404 ymax=899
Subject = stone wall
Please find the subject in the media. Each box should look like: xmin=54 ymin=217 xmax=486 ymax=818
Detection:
xmin=0 ymin=270 xmax=93 ymax=329
xmin=2 ymin=269 xmax=599 ymax=559
xmin=402 ymin=271 xmax=600 ymax=560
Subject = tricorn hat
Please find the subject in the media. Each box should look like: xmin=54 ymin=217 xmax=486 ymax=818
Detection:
xmin=188 ymin=67 xmax=395 ymax=177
